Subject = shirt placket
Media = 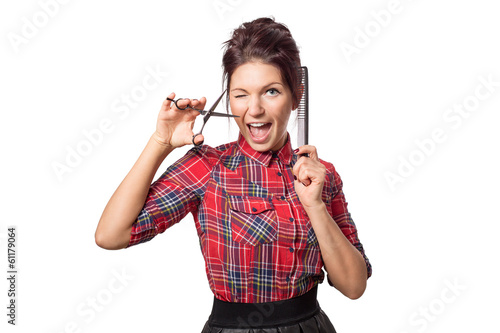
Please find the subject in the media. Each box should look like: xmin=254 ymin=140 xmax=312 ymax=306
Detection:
xmin=268 ymin=155 xmax=297 ymax=296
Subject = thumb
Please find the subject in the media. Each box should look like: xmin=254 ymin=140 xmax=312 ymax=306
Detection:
xmin=192 ymin=133 xmax=205 ymax=146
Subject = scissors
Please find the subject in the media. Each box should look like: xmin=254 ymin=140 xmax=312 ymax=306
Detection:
xmin=166 ymin=89 xmax=238 ymax=146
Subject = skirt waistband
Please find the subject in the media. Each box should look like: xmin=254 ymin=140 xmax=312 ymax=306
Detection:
xmin=207 ymin=286 xmax=319 ymax=329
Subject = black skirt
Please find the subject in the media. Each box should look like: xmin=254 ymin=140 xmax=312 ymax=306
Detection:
xmin=201 ymin=286 xmax=337 ymax=333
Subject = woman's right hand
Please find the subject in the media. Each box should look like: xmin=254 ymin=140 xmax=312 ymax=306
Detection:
xmin=152 ymin=92 xmax=207 ymax=149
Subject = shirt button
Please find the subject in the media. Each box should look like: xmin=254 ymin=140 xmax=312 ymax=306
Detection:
xmin=280 ymin=195 xmax=286 ymax=200
xmin=286 ymin=276 xmax=290 ymax=282
xmin=289 ymin=247 xmax=294 ymax=253
xmin=289 ymin=217 xmax=294 ymax=222
xmin=277 ymin=172 xmax=282 ymax=177
xmin=252 ymin=207 xmax=257 ymax=212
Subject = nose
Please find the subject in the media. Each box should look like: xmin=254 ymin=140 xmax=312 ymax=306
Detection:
xmin=248 ymin=96 xmax=265 ymax=117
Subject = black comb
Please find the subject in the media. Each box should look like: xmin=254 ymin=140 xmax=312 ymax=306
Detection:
xmin=297 ymin=66 xmax=309 ymax=147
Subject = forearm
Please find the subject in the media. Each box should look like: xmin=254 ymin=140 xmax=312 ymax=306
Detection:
xmin=95 ymin=134 xmax=174 ymax=250
xmin=305 ymin=203 xmax=368 ymax=299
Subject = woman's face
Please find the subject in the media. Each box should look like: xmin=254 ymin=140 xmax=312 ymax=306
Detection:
xmin=229 ymin=62 xmax=293 ymax=152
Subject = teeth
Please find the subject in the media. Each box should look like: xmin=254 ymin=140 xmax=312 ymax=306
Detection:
xmin=249 ymin=123 xmax=267 ymax=127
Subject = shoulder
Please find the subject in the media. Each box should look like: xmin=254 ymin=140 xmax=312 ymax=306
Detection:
xmin=319 ymin=158 xmax=337 ymax=178
xmin=157 ymin=143 xmax=235 ymax=188
xmin=319 ymin=158 xmax=343 ymax=191
xmin=183 ymin=141 xmax=237 ymax=167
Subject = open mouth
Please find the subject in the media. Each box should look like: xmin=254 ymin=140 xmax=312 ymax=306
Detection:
xmin=248 ymin=122 xmax=272 ymax=143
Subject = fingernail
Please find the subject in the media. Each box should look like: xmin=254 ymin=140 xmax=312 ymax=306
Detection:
xmin=293 ymin=149 xmax=299 ymax=154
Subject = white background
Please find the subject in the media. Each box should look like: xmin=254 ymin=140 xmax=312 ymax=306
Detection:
xmin=1 ymin=0 xmax=499 ymax=332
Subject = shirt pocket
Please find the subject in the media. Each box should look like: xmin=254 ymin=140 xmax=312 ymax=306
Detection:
xmin=228 ymin=196 xmax=277 ymax=246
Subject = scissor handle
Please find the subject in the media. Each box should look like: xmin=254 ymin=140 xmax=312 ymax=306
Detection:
xmin=192 ymin=133 xmax=204 ymax=146
xmin=192 ymin=113 xmax=210 ymax=146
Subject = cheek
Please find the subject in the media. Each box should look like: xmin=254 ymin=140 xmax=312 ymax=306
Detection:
xmin=276 ymin=107 xmax=292 ymax=129
xmin=230 ymin=102 xmax=246 ymax=129
xmin=229 ymin=99 xmax=244 ymax=117
xmin=234 ymin=117 xmax=246 ymax=131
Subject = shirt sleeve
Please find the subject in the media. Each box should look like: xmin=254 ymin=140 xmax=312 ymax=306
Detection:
xmin=328 ymin=165 xmax=372 ymax=279
xmin=126 ymin=146 xmax=214 ymax=248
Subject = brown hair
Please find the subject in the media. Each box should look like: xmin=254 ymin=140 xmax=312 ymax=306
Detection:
xmin=222 ymin=17 xmax=302 ymax=109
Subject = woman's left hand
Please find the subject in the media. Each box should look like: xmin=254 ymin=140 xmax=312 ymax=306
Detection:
xmin=293 ymin=145 xmax=327 ymax=210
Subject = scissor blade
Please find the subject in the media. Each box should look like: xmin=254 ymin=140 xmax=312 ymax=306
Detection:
xmin=198 ymin=110 xmax=239 ymax=117
xmin=207 ymin=89 xmax=227 ymax=114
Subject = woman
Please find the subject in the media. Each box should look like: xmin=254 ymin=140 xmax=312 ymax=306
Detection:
xmin=96 ymin=17 xmax=372 ymax=332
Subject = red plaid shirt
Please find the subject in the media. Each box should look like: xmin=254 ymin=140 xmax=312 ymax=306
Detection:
xmin=127 ymin=134 xmax=372 ymax=303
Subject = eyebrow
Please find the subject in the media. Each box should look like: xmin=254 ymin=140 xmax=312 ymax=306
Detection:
xmin=230 ymin=82 xmax=285 ymax=93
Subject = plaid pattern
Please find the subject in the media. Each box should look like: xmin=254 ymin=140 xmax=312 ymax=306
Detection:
xmin=128 ymin=134 xmax=372 ymax=303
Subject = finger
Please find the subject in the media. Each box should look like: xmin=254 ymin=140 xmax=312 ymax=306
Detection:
xmin=162 ymin=92 xmax=176 ymax=110
xmin=294 ymin=146 xmax=309 ymax=159
xmin=192 ymin=133 xmax=205 ymax=146
xmin=165 ymin=92 xmax=175 ymax=101
xmin=293 ymin=153 xmax=313 ymax=174
xmin=299 ymin=165 xmax=325 ymax=187
xmin=295 ymin=174 xmax=311 ymax=187
xmin=293 ymin=158 xmax=310 ymax=186
xmin=294 ymin=169 xmax=312 ymax=187
xmin=175 ymin=98 xmax=191 ymax=110
xmin=299 ymin=163 xmax=313 ymax=186
xmin=192 ymin=97 xmax=207 ymax=110
xmin=292 ymin=153 xmax=307 ymax=177
xmin=295 ymin=145 xmax=318 ymax=160
xmin=292 ymin=155 xmax=303 ymax=175
xmin=294 ymin=157 xmax=325 ymax=186
xmin=302 ymin=145 xmax=318 ymax=160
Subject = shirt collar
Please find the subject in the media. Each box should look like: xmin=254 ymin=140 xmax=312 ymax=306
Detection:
xmin=237 ymin=133 xmax=293 ymax=167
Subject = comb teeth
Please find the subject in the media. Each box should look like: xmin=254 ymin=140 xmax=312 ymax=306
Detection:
xmin=297 ymin=66 xmax=309 ymax=147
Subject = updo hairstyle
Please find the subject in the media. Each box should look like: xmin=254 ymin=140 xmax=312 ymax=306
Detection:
xmin=222 ymin=17 xmax=302 ymax=109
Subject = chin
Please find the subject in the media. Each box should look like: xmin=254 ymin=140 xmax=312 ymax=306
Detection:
xmin=248 ymin=141 xmax=271 ymax=152
xmin=250 ymin=137 xmax=284 ymax=152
